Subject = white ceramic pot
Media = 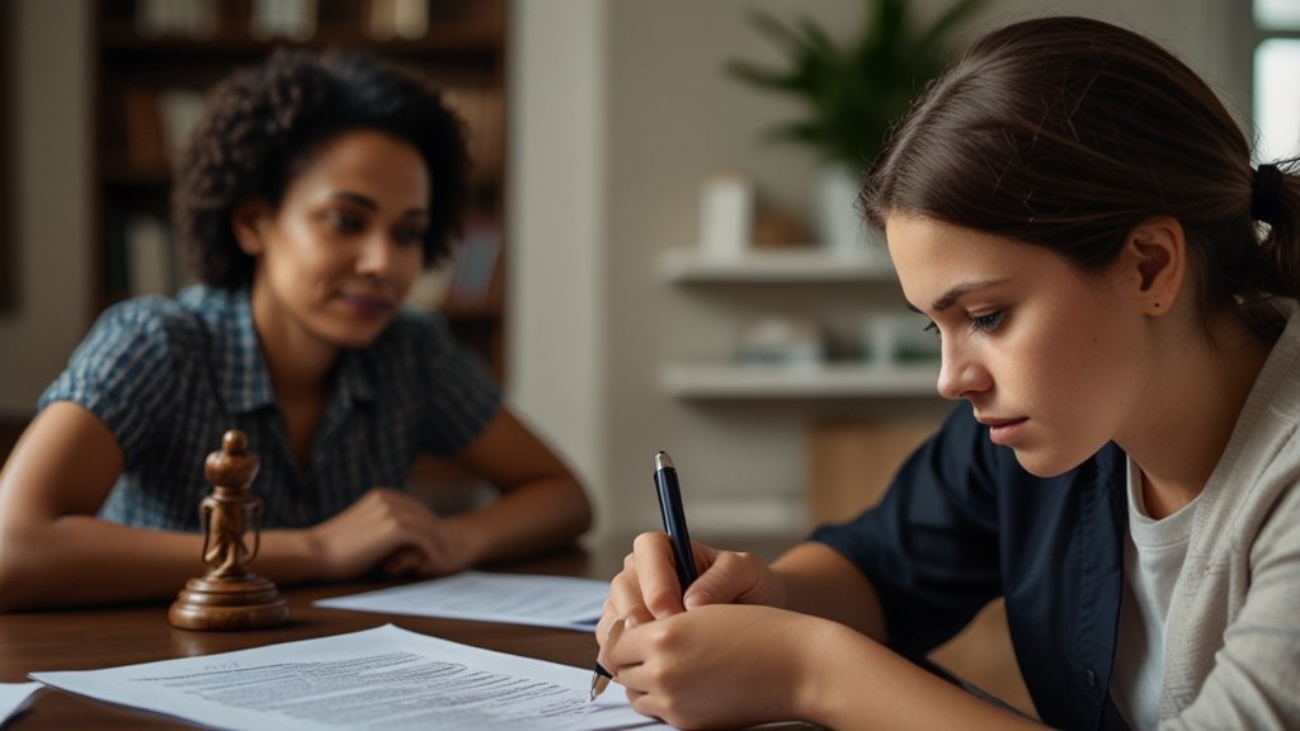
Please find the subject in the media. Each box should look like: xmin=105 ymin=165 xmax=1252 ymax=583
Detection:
xmin=814 ymin=163 xmax=892 ymax=270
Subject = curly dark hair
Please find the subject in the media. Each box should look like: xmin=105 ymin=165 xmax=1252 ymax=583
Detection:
xmin=172 ymin=48 xmax=471 ymax=288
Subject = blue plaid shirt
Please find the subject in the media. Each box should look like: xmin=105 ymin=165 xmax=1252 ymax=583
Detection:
xmin=38 ymin=286 xmax=501 ymax=531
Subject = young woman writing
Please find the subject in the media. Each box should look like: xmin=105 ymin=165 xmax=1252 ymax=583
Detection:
xmin=597 ymin=16 xmax=1300 ymax=731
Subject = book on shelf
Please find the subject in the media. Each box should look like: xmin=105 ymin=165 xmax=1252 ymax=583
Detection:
xmin=441 ymin=87 xmax=503 ymax=180
xmin=446 ymin=219 xmax=502 ymax=310
xmin=156 ymin=89 xmax=204 ymax=162
xmin=123 ymin=87 xmax=165 ymax=172
xmin=125 ymin=215 xmax=172 ymax=297
xmin=403 ymin=219 xmax=502 ymax=313
xmin=249 ymin=0 xmax=319 ymax=41
xmin=135 ymin=0 xmax=218 ymax=40
xmin=120 ymin=87 xmax=204 ymax=173
xmin=366 ymin=0 xmax=430 ymax=40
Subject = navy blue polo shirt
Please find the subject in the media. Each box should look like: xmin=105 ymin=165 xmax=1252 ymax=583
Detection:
xmin=812 ymin=403 xmax=1128 ymax=731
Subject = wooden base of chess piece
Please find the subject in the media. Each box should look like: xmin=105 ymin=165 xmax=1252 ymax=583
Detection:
xmin=169 ymin=574 xmax=289 ymax=631
xmin=169 ymin=429 xmax=290 ymax=631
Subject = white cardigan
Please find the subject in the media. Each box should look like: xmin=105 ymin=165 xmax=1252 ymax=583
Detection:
xmin=1160 ymin=302 xmax=1300 ymax=729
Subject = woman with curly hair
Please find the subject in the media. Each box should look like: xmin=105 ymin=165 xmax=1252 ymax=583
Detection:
xmin=0 ymin=49 xmax=592 ymax=611
xmin=598 ymin=16 xmax=1300 ymax=731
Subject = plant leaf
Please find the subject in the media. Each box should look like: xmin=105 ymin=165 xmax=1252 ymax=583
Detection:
xmin=915 ymin=0 xmax=988 ymax=54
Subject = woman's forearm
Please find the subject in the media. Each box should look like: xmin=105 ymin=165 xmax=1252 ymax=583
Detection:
xmin=773 ymin=541 xmax=889 ymax=641
xmin=445 ymin=477 xmax=592 ymax=566
xmin=0 ymin=515 xmax=318 ymax=612
xmin=798 ymin=620 xmax=1045 ymax=731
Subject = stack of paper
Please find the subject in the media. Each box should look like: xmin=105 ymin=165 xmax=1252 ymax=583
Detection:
xmin=32 ymin=625 xmax=667 ymax=731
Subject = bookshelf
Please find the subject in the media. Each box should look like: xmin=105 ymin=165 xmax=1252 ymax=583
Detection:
xmin=92 ymin=0 xmax=509 ymax=382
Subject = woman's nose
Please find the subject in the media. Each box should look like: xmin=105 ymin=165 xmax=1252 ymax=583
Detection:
xmin=357 ymin=235 xmax=395 ymax=279
xmin=936 ymin=341 xmax=991 ymax=400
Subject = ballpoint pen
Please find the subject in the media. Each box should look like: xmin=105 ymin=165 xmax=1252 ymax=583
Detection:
xmin=590 ymin=450 xmax=697 ymax=701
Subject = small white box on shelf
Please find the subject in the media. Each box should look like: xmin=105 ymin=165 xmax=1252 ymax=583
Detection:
xmin=860 ymin=310 xmax=940 ymax=366
xmin=697 ymin=171 xmax=754 ymax=260
xmin=734 ymin=316 xmax=827 ymax=367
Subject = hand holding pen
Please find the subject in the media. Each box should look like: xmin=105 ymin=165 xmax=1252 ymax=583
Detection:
xmin=591 ymin=451 xmax=698 ymax=700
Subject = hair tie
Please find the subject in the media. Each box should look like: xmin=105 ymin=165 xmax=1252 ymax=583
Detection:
xmin=1251 ymin=163 xmax=1284 ymax=225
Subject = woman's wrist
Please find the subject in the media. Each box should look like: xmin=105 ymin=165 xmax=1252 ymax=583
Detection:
xmin=261 ymin=528 xmax=328 ymax=584
xmin=790 ymin=619 xmax=879 ymax=728
xmin=439 ymin=513 xmax=490 ymax=569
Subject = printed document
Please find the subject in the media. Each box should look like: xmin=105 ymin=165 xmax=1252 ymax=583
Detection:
xmin=31 ymin=625 xmax=667 ymax=731
xmin=315 ymin=571 xmax=607 ymax=631
xmin=0 ymin=682 xmax=40 ymax=725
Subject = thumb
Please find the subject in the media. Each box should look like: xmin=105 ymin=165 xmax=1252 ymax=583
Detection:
xmin=681 ymin=555 xmax=741 ymax=609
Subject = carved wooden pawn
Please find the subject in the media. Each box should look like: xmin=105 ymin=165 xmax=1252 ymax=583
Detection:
xmin=169 ymin=430 xmax=289 ymax=630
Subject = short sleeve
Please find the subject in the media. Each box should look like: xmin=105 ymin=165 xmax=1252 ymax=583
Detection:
xmin=810 ymin=404 xmax=1005 ymax=659
xmin=37 ymin=299 xmax=180 ymax=465
xmin=403 ymin=312 xmax=502 ymax=455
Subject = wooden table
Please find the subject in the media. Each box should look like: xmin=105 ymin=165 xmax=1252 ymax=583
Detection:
xmin=0 ymin=535 xmax=800 ymax=730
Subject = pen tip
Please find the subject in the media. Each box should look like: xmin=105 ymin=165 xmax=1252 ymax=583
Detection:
xmin=655 ymin=451 xmax=674 ymax=471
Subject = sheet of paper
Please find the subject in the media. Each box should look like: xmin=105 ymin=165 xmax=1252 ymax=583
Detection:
xmin=32 ymin=624 xmax=669 ymax=731
xmin=315 ymin=571 xmax=607 ymax=631
xmin=0 ymin=682 xmax=40 ymax=725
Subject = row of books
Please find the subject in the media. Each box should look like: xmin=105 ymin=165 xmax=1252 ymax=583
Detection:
xmin=406 ymin=219 xmax=502 ymax=312
xmin=105 ymin=213 xmax=191 ymax=300
xmin=115 ymin=85 xmax=502 ymax=179
xmin=440 ymin=88 xmax=505 ymax=181
xmin=120 ymin=87 xmax=205 ymax=172
xmin=134 ymin=0 xmax=444 ymax=42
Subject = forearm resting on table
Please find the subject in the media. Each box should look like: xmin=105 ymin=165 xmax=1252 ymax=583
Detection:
xmin=802 ymin=622 xmax=1044 ymax=731
xmin=0 ymin=516 xmax=320 ymax=612
xmin=773 ymin=541 xmax=888 ymax=642
xmin=446 ymin=476 xmax=591 ymax=565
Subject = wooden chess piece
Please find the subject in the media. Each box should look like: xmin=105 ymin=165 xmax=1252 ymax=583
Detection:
xmin=168 ymin=430 xmax=289 ymax=630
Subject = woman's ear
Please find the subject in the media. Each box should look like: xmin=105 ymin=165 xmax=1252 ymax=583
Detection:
xmin=231 ymin=200 xmax=272 ymax=256
xmin=1122 ymin=216 xmax=1186 ymax=317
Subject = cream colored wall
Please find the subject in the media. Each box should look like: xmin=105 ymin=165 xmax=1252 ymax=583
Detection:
xmin=0 ymin=0 xmax=91 ymax=415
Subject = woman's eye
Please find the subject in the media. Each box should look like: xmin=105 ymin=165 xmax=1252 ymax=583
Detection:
xmin=969 ymin=311 xmax=1006 ymax=333
xmin=923 ymin=320 xmax=939 ymax=337
xmin=394 ymin=227 xmax=428 ymax=247
xmin=325 ymin=211 xmax=365 ymax=234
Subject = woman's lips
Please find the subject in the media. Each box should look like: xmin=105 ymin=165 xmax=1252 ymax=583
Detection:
xmin=979 ymin=416 xmax=1029 ymax=445
xmin=339 ymin=294 xmax=396 ymax=318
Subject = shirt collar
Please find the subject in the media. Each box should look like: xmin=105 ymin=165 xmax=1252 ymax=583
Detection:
xmin=211 ymin=287 xmax=378 ymax=414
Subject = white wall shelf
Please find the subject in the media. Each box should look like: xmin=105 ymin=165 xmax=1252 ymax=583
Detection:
xmin=659 ymin=247 xmax=897 ymax=283
xmin=661 ymin=362 xmax=940 ymax=399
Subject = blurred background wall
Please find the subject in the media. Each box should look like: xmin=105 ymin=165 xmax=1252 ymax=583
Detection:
xmin=0 ymin=0 xmax=1261 ymax=539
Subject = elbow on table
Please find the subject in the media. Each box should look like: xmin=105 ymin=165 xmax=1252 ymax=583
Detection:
xmin=569 ymin=480 xmax=595 ymax=539
xmin=0 ymin=533 xmax=52 ymax=613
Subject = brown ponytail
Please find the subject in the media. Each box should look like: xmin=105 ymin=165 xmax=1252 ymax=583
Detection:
xmin=1252 ymin=160 xmax=1300 ymax=306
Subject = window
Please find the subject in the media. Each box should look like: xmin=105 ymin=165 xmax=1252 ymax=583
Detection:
xmin=1254 ymin=0 xmax=1300 ymax=162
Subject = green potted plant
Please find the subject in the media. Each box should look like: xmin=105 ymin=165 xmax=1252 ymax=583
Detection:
xmin=726 ymin=0 xmax=984 ymax=261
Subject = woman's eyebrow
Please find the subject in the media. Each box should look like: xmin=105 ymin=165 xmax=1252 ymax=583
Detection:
xmin=929 ymin=278 xmax=1011 ymax=313
xmin=328 ymin=191 xmax=427 ymax=218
